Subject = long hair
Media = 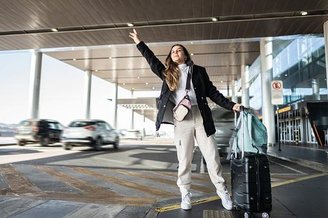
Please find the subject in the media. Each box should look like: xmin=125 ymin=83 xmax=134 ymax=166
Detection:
xmin=164 ymin=44 xmax=193 ymax=91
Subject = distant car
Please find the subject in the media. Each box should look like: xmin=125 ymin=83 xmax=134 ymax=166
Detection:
xmin=119 ymin=129 xmax=143 ymax=140
xmin=15 ymin=119 xmax=64 ymax=146
xmin=62 ymin=119 xmax=119 ymax=150
xmin=212 ymin=107 xmax=235 ymax=154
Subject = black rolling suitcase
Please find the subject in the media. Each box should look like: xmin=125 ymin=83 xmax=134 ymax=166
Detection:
xmin=229 ymin=109 xmax=272 ymax=218
xmin=231 ymin=153 xmax=272 ymax=218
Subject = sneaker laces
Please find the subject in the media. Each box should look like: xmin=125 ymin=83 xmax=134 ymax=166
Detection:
xmin=182 ymin=192 xmax=192 ymax=202
xmin=217 ymin=188 xmax=232 ymax=210
xmin=220 ymin=189 xmax=230 ymax=200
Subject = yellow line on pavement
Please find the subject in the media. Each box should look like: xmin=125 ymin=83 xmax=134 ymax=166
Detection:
xmin=271 ymin=172 xmax=328 ymax=188
xmin=155 ymin=196 xmax=219 ymax=213
xmin=156 ymin=173 xmax=328 ymax=213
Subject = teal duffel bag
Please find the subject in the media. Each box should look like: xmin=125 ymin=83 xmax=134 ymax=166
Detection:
xmin=230 ymin=110 xmax=268 ymax=156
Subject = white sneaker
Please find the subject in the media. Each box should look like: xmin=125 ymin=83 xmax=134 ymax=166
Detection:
xmin=217 ymin=188 xmax=233 ymax=210
xmin=181 ymin=192 xmax=192 ymax=210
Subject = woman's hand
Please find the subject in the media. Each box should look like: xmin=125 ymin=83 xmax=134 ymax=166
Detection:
xmin=232 ymin=103 xmax=243 ymax=112
xmin=129 ymin=28 xmax=141 ymax=44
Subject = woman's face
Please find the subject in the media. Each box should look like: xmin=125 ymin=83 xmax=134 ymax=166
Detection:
xmin=170 ymin=45 xmax=186 ymax=64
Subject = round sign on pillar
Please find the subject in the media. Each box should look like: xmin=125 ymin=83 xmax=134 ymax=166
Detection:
xmin=271 ymin=80 xmax=283 ymax=105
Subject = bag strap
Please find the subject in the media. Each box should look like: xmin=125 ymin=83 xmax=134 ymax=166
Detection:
xmin=185 ymin=66 xmax=192 ymax=94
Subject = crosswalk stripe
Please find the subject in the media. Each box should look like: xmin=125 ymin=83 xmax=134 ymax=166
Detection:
xmin=36 ymin=165 xmax=119 ymax=196
xmin=0 ymin=164 xmax=43 ymax=195
xmin=115 ymin=169 xmax=214 ymax=193
xmin=72 ymin=167 xmax=175 ymax=197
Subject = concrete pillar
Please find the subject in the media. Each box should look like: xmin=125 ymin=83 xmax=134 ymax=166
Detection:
xmin=311 ymin=79 xmax=320 ymax=100
xmin=131 ymin=109 xmax=135 ymax=129
xmin=324 ymin=21 xmax=328 ymax=95
xmin=241 ymin=65 xmax=250 ymax=107
xmin=113 ymin=81 xmax=118 ymax=129
xmin=84 ymin=70 xmax=92 ymax=119
xmin=28 ymin=51 xmax=42 ymax=119
xmin=231 ymin=80 xmax=238 ymax=103
xmin=260 ymin=37 xmax=276 ymax=145
xmin=142 ymin=111 xmax=146 ymax=137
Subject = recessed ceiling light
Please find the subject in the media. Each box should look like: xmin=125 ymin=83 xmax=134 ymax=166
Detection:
xmin=220 ymin=81 xmax=223 ymax=83
xmin=300 ymin=11 xmax=308 ymax=16
xmin=51 ymin=28 xmax=58 ymax=32
xmin=211 ymin=17 xmax=218 ymax=22
xmin=146 ymin=82 xmax=149 ymax=85
xmin=73 ymin=58 xmax=76 ymax=61
xmin=123 ymin=83 xmax=126 ymax=85
xmin=190 ymin=53 xmax=194 ymax=56
xmin=95 ymin=69 xmax=98 ymax=72
xmin=127 ymin=23 xmax=134 ymax=27
xmin=137 ymin=76 xmax=140 ymax=79
xmin=108 ymin=57 xmax=112 ymax=59
xmin=152 ymin=87 xmax=155 ymax=90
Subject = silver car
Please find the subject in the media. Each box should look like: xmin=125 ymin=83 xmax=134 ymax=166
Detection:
xmin=212 ymin=107 xmax=235 ymax=155
xmin=62 ymin=119 xmax=119 ymax=150
xmin=15 ymin=119 xmax=63 ymax=146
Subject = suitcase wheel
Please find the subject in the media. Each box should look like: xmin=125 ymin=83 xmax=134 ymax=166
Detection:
xmin=243 ymin=212 xmax=270 ymax=218
xmin=244 ymin=212 xmax=250 ymax=218
xmin=261 ymin=212 xmax=270 ymax=218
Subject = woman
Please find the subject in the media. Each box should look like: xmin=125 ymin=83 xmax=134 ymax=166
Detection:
xmin=129 ymin=29 xmax=241 ymax=211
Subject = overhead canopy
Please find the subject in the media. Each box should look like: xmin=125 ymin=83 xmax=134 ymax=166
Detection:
xmin=1 ymin=0 xmax=327 ymax=121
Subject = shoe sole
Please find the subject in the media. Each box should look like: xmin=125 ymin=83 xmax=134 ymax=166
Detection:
xmin=181 ymin=204 xmax=192 ymax=210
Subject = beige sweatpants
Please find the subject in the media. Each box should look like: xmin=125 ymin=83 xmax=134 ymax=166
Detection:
xmin=174 ymin=105 xmax=226 ymax=194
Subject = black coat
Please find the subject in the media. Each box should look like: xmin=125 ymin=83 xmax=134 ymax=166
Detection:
xmin=137 ymin=41 xmax=236 ymax=137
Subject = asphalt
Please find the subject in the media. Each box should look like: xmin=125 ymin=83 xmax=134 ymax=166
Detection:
xmin=1 ymin=138 xmax=328 ymax=218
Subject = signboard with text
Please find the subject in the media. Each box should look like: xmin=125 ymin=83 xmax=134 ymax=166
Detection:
xmin=271 ymin=80 xmax=283 ymax=105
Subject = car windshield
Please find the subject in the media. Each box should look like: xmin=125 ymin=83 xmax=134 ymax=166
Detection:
xmin=19 ymin=120 xmax=32 ymax=126
xmin=212 ymin=108 xmax=234 ymax=122
xmin=69 ymin=121 xmax=96 ymax=127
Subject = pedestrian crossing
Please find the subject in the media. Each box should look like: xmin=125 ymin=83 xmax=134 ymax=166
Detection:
xmin=0 ymin=163 xmax=214 ymax=206
xmin=0 ymin=157 xmax=317 ymax=208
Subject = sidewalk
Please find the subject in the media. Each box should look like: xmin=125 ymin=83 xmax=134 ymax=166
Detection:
xmin=0 ymin=137 xmax=16 ymax=145
xmin=267 ymin=143 xmax=328 ymax=172
xmin=1 ymin=139 xmax=328 ymax=217
xmin=0 ymin=195 xmax=153 ymax=218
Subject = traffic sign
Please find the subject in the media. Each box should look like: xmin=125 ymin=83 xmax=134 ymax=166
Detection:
xmin=271 ymin=80 xmax=283 ymax=105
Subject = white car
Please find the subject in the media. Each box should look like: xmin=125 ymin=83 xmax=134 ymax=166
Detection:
xmin=119 ymin=129 xmax=143 ymax=140
xmin=62 ymin=119 xmax=119 ymax=150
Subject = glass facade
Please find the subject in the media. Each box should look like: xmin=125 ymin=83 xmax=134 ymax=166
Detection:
xmin=248 ymin=35 xmax=326 ymax=111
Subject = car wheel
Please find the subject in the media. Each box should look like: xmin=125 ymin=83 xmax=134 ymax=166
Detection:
xmin=113 ymin=136 xmax=119 ymax=149
xmin=63 ymin=143 xmax=73 ymax=150
xmin=18 ymin=141 xmax=26 ymax=146
xmin=94 ymin=137 xmax=103 ymax=151
xmin=40 ymin=137 xmax=49 ymax=146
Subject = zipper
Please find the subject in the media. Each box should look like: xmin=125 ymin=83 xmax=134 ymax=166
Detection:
xmin=256 ymin=156 xmax=261 ymax=211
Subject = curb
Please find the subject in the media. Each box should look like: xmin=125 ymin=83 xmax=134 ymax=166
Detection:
xmin=267 ymin=152 xmax=328 ymax=173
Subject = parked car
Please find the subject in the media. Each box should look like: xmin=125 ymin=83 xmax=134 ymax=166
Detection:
xmin=119 ymin=129 xmax=143 ymax=140
xmin=62 ymin=119 xmax=119 ymax=150
xmin=15 ymin=119 xmax=64 ymax=146
xmin=212 ymin=107 xmax=235 ymax=155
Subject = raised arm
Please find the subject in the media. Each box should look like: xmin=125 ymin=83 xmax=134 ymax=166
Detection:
xmin=129 ymin=29 xmax=141 ymax=44
xmin=129 ymin=29 xmax=165 ymax=80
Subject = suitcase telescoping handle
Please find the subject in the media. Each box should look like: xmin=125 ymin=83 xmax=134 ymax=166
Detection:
xmin=234 ymin=106 xmax=245 ymax=126
xmin=240 ymin=106 xmax=247 ymax=159
xmin=234 ymin=106 xmax=246 ymax=159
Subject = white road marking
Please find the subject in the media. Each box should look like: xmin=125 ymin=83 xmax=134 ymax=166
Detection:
xmin=270 ymin=159 xmax=307 ymax=175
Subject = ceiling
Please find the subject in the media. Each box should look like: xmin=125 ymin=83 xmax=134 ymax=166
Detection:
xmin=1 ymin=0 xmax=328 ymax=121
